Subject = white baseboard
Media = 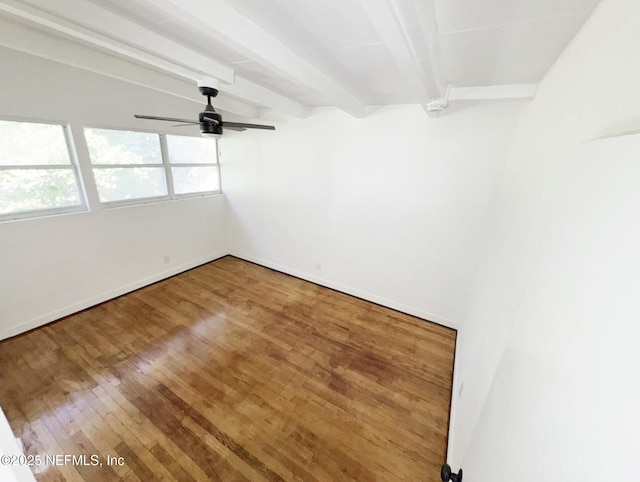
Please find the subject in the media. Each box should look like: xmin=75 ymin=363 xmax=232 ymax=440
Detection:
xmin=0 ymin=251 xmax=228 ymax=341
xmin=229 ymin=251 xmax=460 ymax=330
xmin=3 ymin=250 xmax=460 ymax=340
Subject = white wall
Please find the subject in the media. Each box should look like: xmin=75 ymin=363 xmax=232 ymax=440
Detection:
xmin=466 ymin=136 xmax=640 ymax=479
xmin=222 ymin=103 xmax=524 ymax=328
xmin=0 ymin=46 xmax=228 ymax=339
xmin=453 ymin=0 xmax=640 ymax=476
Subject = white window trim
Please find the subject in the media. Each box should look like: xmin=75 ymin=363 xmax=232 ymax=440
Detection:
xmin=0 ymin=117 xmax=88 ymax=223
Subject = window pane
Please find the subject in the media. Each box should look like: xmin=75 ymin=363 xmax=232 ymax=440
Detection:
xmin=94 ymin=167 xmax=167 ymax=202
xmin=0 ymin=121 xmax=71 ymax=166
xmin=0 ymin=169 xmax=80 ymax=214
xmin=171 ymin=166 xmax=219 ymax=194
xmin=85 ymin=129 xmax=162 ymax=165
xmin=166 ymin=135 xmax=217 ymax=164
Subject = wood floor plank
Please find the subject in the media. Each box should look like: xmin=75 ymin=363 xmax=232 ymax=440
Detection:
xmin=0 ymin=256 xmax=456 ymax=481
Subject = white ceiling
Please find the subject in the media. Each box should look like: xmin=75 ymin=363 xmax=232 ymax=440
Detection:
xmin=0 ymin=0 xmax=601 ymax=117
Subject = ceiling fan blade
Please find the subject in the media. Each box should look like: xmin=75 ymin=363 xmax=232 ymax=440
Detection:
xmin=223 ymin=121 xmax=276 ymax=130
xmin=224 ymin=126 xmax=247 ymax=132
xmin=172 ymin=123 xmax=198 ymax=127
xmin=134 ymin=115 xmax=199 ymax=124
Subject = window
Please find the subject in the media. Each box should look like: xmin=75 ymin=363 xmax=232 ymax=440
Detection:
xmin=85 ymin=128 xmax=167 ymax=203
xmin=85 ymin=128 xmax=220 ymax=204
xmin=0 ymin=119 xmax=85 ymax=220
xmin=166 ymin=135 xmax=220 ymax=195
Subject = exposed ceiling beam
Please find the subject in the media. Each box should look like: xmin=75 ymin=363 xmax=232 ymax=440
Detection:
xmin=0 ymin=0 xmax=310 ymax=118
xmin=143 ymin=0 xmax=366 ymax=118
xmin=0 ymin=0 xmax=234 ymax=83
xmin=360 ymin=0 xmax=447 ymax=116
xmin=0 ymin=16 xmax=261 ymax=118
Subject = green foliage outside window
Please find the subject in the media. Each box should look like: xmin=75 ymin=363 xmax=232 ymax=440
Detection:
xmin=0 ymin=120 xmax=81 ymax=215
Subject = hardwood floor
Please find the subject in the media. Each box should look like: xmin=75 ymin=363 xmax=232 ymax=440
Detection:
xmin=0 ymin=256 xmax=456 ymax=481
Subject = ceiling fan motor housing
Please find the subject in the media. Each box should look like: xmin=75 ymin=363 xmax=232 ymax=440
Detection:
xmin=199 ymin=109 xmax=223 ymax=136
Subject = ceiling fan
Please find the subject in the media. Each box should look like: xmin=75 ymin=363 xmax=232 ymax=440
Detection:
xmin=134 ymin=85 xmax=275 ymax=137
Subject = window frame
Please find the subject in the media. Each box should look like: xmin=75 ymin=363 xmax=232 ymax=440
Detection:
xmin=0 ymin=116 xmax=88 ymax=222
xmin=84 ymin=126 xmax=221 ymax=208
